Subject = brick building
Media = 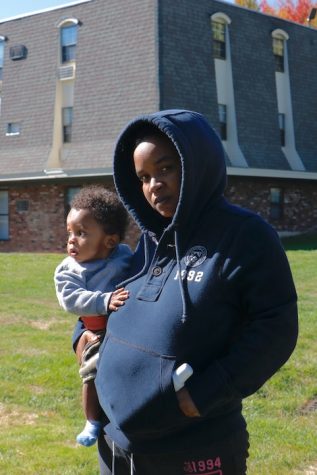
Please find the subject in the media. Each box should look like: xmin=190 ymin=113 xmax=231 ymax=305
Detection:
xmin=0 ymin=0 xmax=317 ymax=252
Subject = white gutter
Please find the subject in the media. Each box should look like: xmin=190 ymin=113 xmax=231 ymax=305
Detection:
xmin=0 ymin=167 xmax=113 ymax=183
xmin=227 ymin=166 xmax=317 ymax=180
xmin=1 ymin=166 xmax=317 ymax=183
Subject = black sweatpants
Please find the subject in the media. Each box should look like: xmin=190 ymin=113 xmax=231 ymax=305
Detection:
xmin=98 ymin=430 xmax=249 ymax=475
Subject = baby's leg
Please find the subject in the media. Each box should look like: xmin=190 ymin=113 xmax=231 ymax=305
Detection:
xmin=76 ymin=380 xmax=102 ymax=447
xmin=82 ymin=379 xmax=102 ymax=422
xmin=75 ymin=330 xmax=100 ymax=364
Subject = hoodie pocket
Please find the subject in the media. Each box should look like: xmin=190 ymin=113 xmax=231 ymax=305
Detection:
xmin=95 ymin=334 xmax=187 ymax=439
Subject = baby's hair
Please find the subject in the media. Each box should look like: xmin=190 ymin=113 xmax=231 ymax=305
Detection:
xmin=70 ymin=185 xmax=128 ymax=240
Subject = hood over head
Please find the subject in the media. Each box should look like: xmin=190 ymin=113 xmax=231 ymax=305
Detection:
xmin=113 ymin=109 xmax=227 ymax=237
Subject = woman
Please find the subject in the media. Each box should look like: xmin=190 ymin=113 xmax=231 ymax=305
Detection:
xmin=75 ymin=109 xmax=298 ymax=474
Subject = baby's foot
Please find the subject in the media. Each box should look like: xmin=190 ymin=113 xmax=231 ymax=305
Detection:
xmin=76 ymin=420 xmax=101 ymax=447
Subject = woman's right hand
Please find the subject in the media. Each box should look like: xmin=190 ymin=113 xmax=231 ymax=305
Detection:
xmin=176 ymin=387 xmax=201 ymax=417
xmin=75 ymin=330 xmax=100 ymax=363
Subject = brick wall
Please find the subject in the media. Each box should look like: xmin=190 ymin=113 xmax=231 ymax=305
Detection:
xmin=1 ymin=175 xmax=316 ymax=253
xmin=0 ymin=179 xmax=141 ymax=253
xmin=226 ymin=176 xmax=317 ymax=233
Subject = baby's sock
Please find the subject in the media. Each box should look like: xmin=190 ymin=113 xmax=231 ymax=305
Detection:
xmin=76 ymin=420 xmax=101 ymax=447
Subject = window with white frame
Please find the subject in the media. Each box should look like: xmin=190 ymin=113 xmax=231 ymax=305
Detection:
xmin=218 ymin=104 xmax=227 ymax=140
xmin=212 ymin=20 xmax=226 ymax=60
xmin=278 ymin=113 xmax=285 ymax=146
xmin=60 ymin=24 xmax=78 ymax=63
xmin=62 ymin=107 xmax=73 ymax=143
xmin=272 ymin=37 xmax=285 ymax=72
xmin=0 ymin=190 xmax=9 ymax=240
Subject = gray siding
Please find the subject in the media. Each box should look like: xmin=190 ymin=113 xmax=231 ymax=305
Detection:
xmin=158 ymin=0 xmax=317 ymax=172
xmin=0 ymin=0 xmax=158 ymax=176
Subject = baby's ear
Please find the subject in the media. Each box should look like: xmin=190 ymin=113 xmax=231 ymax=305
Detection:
xmin=105 ymin=234 xmax=120 ymax=249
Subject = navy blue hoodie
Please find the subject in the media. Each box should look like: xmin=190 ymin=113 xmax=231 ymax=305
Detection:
xmin=95 ymin=110 xmax=298 ymax=453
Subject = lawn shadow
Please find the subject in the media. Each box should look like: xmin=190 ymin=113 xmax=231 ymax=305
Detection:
xmin=280 ymin=232 xmax=317 ymax=251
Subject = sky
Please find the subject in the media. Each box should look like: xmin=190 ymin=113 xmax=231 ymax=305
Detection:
xmin=0 ymin=0 xmax=81 ymax=21
xmin=0 ymin=0 xmax=238 ymax=22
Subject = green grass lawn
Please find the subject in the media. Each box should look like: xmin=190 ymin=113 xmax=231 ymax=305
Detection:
xmin=0 ymin=250 xmax=316 ymax=474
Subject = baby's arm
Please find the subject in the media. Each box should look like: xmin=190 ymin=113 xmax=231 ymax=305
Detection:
xmin=108 ymin=287 xmax=129 ymax=312
xmin=55 ymin=267 xmax=111 ymax=316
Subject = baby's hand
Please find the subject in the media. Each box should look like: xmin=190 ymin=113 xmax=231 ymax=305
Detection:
xmin=108 ymin=287 xmax=129 ymax=311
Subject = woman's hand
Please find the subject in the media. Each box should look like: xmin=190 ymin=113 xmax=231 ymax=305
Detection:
xmin=176 ymin=387 xmax=200 ymax=417
xmin=75 ymin=330 xmax=100 ymax=363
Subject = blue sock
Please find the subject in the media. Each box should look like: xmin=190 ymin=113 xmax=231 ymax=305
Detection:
xmin=76 ymin=420 xmax=101 ymax=447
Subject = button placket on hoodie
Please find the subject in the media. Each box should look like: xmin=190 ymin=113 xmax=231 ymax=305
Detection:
xmin=136 ymin=252 xmax=176 ymax=302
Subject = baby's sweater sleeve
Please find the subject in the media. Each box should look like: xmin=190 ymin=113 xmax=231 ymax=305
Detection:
xmin=54 ymin=261 xmax=111 ymax=316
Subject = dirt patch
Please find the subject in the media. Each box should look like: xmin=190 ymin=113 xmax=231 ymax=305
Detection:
xmin=0 ymin=403 xmax=39 ymax=427
xmin=29 ymin=320 xmax=55 ymax=330
xmin=300 ymin=398 xmax=317 ymax=415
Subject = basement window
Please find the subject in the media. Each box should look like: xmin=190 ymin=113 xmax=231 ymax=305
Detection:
xmin=0 ymin=190 xmax=9 ymax=240
xmin=65 ymin=187 xmax=81 ymax=216
xmin=16 ymin=200 xmax=29 ymax=212
xmin=270 ymin=187 xmax=283 ymax=220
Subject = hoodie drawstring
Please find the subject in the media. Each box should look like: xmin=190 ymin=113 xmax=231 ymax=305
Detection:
xmin=174 ymin=229 xmax=188 ymax=323
xmin=111 ymin=441 xmax=134 ymax=474
xmin=112 ymin=440 xmax=115 ymax=474
xmin=130 ymin=452 xmax=134 ymax=475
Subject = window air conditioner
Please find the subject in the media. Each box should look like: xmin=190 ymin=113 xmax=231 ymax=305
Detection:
xmin=9 ymin=45 xmax=28 ymax=60
xmin=58 ymin=64 xmax=75 ymax=80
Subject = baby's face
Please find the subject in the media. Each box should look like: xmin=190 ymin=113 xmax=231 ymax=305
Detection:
xmin=66 ymin=208 xmax=113 ymax=262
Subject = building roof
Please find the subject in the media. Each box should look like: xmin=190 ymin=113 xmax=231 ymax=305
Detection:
xmin=0 ymin=0 xmax=316 ymax=183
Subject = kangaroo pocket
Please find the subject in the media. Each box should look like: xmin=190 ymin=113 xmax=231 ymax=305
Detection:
xmin=95 ymin=334 xmax=188 ymax=439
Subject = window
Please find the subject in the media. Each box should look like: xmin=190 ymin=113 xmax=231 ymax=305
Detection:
xmin=212 ymin=20 xmax=226 ymax=60
xmin=16 ymin=200 xmax=29 ymax=212
xmin=0 ymin=191 xmax=9 ymax=240
xmin=65 ymin=187 xmax=81 ymax=215
xmin=273 ymin=37 xmax=284 ymax=72
xmin=66 ymin=187 xmax=81 ymax=205
xmin=278 ymin=113 xmax=285 ymax=146
xmin=0 ymin=39 xmax=4 ymax=80
xmin=270 ymin=188 xmax=283 ymax=220
xmin=6 ymin=122 xmax=21 ymax=135
xmin=61 ymin=24 xmax=77 ymax=63
xmin=218 ymin=104 xmax=227 ymax=140
xmin=62 ymin=107 xmax=73 ymax=143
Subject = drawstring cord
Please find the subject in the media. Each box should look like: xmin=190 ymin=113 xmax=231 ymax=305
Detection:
xmin=112 ymin=441 xmax=115 ymax=474
xmin=174 ymin=229 xmax=188 ymax=323
xmin=111 ymin=440 xmax=134 ymax=474
xmin=117 ymin=228 xmax=188 ymax=324
xmin=130 ymin=452 xmax=134 ymax=474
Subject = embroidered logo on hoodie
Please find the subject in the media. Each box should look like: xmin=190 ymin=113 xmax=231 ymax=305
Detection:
xmin=184 ymin=246 xmax=207 ymax=267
